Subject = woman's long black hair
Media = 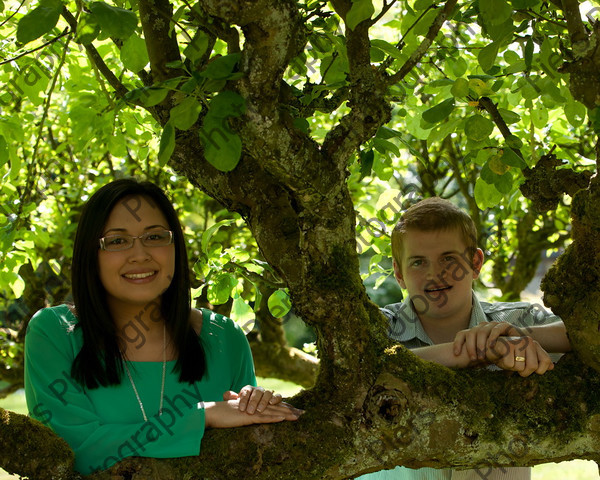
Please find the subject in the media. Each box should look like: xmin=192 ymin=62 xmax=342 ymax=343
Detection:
xmin=71 ymin=178 xmax=206 ymax=388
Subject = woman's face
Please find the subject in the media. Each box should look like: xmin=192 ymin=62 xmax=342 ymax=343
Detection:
xmin=98 ymin=194 xmax=175 ymax=311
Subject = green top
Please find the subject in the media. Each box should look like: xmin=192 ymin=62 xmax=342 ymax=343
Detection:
xmin=24 ymin=304 xmax=256 ymax=474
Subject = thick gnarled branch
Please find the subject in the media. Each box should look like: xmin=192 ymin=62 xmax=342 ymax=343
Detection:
xmin=521 ymin=150 xmax=592 ymax=212
xmin=4 ymin=353 xmax=600 ymax=479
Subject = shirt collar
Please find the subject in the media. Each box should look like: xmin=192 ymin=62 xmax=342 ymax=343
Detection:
xmin=387 ymin=291 xmax=482 ymax=346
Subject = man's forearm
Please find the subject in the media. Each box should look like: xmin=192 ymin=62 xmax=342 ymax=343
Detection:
xmin=411 ymin=343 xmax=481 ymax=368
xmin=519 ymin=321 xmax=571 ymax=353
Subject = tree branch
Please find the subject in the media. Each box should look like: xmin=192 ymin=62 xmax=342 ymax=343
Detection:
xmin=557 ymin=4 xmax=600 ymax=108
xmin=321 ymin=19 xmax=391 ymax=167
xmin=139 ymin=0 xmax=184 ymax=84
xmin=183 ymin=0 xmax=240 ymax=54
xmin=61 ymin=8 xmax=129 ymax=100
xmin=521 ymin=150 xmax=592 ymax=212
xmin=387 ymin=0 xmax=458 ymax=85
xmin=561 ymin=0 xmax=589 ymax=45
xmin=5 ymin=354 xmax=600 ymax=479
xmin=0 ymin=409 xmax=75 ymax=480
xmin=250 ymin=339 xmax=318 ymax=388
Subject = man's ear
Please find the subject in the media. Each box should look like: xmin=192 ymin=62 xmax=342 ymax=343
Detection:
xmin=393 ymin=260 xmax=407 ymax=289
xmin=472 ymin=248 xmax=484 ymax=278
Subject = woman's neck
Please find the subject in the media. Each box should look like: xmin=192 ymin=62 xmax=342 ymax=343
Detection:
xmin=109 ymin=298 xmax=171 ymax=359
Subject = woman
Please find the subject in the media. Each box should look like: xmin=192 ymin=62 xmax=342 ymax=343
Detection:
xmin=24 ymin=179 xmax=301 ymax=474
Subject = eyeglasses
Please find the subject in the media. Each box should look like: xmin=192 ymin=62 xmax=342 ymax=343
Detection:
xmin=99 ymin=230 xmax=174 ymax=252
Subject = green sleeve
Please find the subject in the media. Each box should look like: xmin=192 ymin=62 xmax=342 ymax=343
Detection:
xmin=201 ymin=309 xmax=257 ymax=391
xmin=229 ymin=318 xmax=257 ymax=391
xmin=24 ymin=307 xmax=205 ymax=475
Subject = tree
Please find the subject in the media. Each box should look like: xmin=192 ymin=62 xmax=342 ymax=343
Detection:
xmin=1 ymin=0 xmax=600 ymax=478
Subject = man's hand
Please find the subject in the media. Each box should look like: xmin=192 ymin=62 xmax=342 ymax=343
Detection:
xmin=453 ymin=322 xmax=554 ymax=377
xmin=486 ymin=335 xmax=554 ymax=376
xmin=453 ymin=321 xmax=526 ymax=361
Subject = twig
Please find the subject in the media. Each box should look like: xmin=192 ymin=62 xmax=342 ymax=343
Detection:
xmin=387 ymin=0 xmax=458 ymax=85
xmin=0 ymin=0 xmax=26 ymax=30
xmin=0 ymin=29 xmax=70 ymax=65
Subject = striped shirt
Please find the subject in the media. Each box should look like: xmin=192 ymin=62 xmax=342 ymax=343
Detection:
xmin=358 ymin=293 xmax=561 ymax=480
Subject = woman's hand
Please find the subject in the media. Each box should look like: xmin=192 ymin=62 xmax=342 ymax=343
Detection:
xmin=222 ymin=385 xmax=283 ymax=414
xmin=204 ymin=398 xmax=302 ymax=428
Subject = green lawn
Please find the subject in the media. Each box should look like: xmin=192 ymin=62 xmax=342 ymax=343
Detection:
xmin=1 ymin=386 xmax=597 ymax=479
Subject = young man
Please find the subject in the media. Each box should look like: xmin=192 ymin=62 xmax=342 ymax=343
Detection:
xmin=360 ymin=197 xmax=570 ymax=480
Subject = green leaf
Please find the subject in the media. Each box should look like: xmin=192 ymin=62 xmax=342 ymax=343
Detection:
xmin=268 ymin=290 xmax=292 ymax=318
xmin=230 ymin=296 xmax=255 ymax=333
xmin=293 ymin=117 xmax=310 ymax=134
xmin=450 ymin=57 xmax=468 ymax=77
xmin=184 ymin=31 xmax=210 ymax=64
xmin=199 ymin=53 xmax=241 ymax=80
xmin=512 ymin=0 xmax=540 ymax=7
xmin=201 ymin=219 xmax=236 ymax=256
xmin=321 ymin=54 xmax=348 ymax=85
xmin=89 ymin=2 xmax=138 ymax=40
xmin=76 ymin=13 xmax=101 ymax=44
xmin=480 ymin=161 xmax=497 ymax=183
xmin=451 ymin=78 xmax=469 ymax=97
xmin=422 ymin=98 xmax=455 ymax=124
xmin=200 ymin=116 xmax=242 ymax=172
xmin=479 ymin=0 xmax=512 ymax=27
xmin=488 ymin=155 xmax=510 ymax=175
xmin=10 ymin=273 xmax=25 ymax=298
xmin=16 ymin=0 xmax=62 ymax=44
xmin=478 ymin=43 xmax=499 ymax=72
xmin=0 ymin=135 xmax=8 ymax=167
xmin=565 ymin=102 xmax=586 ymax=128
xmin=346 ymin=0 xmax=375 ymax=30
xmin=474 ymin=148 xmax=495 ymax=166
xmin=359 ymin=149 xmax=374 ymax=180
xmin=498 ymin=108 xmax=521 ymax=124
xmin=121 ymin=35 xmax=149 ymax=73
xmin=495 ymin=172 xmax=513 ymax=194
xmin=170 ymin=97 xmax=201 ymax=130
xmin=531 ymin=105 xmax=549 ymax=129
xmin=468 ymin=78 xmax=495 ymax=97
xmin=370 ymin=39 xmax=403 ymax=60
xmin=427 ymin=118 xmax=460 ymax=146
xmin=464 ymin=114 xmax=494 ymax=141
xmin=588 ymin=107 xmax=600 ymax=134
xmin=127 ymin=86 xmax=169 ymax=107
xmin=505 ymin=134 xmax=523 ymax=150
xmin=208 ymin=91 xmax=246 ymax=118
xmin=414 ymin=0 xmax=434 ymax=9
xmin=474 ymin=177 xmax=503 ymax=209
xmin=158 ymin=120 xmax=175 ymax=167
xmin=207 ymin=273 xmax=237 ymax=305
xmin=500 ymin=147 xmax=527 ymax=169
xmin=524 ymin=36 xmax=534 ymax=71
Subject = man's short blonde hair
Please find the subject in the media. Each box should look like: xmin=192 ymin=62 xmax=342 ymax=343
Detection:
xmin=391 ymin=197 xmax=478 ymax=268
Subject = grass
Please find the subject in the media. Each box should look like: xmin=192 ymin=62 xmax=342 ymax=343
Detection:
xmin=1 ymin=387 xmax=597 ymax=479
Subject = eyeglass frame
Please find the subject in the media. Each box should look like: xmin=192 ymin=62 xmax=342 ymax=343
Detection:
xmin=98 ymin=230 xmax=174 ymax=251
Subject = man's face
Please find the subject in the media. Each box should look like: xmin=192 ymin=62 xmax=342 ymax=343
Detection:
xmin=393 ymin=228 xmax=483 ymax=327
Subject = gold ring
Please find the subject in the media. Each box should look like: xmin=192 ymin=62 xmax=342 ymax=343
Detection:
xmin=515 ymin=356 xmax=526 ymax=362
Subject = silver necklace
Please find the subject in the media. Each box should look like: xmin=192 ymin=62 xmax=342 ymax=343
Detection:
xmin=122 ymin=322 xmax=167 ymax=422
